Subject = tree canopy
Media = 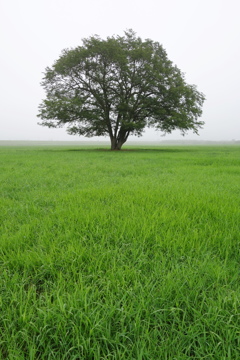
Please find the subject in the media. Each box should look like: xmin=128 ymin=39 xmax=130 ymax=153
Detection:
xmin=38 ymin=30 xmax=205 ymax=150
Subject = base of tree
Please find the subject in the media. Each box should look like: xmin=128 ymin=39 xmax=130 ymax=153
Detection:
xmin=110 ymin=139 xmax=125 ymax=150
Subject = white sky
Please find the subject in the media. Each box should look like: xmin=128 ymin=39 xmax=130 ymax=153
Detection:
xmin=1 ymin=0 xmax=240 ymax=141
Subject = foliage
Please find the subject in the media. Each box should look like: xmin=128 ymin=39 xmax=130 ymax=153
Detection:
xmin=38 ymin=30 xmax=205 ymax=149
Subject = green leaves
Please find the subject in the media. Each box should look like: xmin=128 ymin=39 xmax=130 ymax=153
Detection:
xmin=38 ymin=30 xmax=205 ymax=149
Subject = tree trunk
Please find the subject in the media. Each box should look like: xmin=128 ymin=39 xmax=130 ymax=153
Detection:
xmin=110 ymin=128 xmax=130 ymax=150
xmin=110 ymin=137 xmax=124 ymax=150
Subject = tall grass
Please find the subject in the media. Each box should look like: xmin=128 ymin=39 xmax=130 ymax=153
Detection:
xmin=0 ymin=145 xmax=240 ymax=359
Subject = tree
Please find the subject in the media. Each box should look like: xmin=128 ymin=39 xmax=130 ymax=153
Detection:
xmin=38 ymin=30 xmax=205 ymax=150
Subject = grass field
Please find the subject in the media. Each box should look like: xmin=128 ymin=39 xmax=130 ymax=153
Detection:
xmin=0 ymin=144 xmax=240 ymax=359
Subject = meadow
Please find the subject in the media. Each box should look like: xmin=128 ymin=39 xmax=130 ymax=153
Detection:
xmin=0 ymin=144 xmax=239 ymax=359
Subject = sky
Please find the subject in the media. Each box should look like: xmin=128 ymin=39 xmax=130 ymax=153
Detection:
xmin=1 ymin=0 xmax=240 ymax=142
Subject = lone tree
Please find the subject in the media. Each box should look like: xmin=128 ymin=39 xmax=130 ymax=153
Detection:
xmin=38 ymin=30 xmax=205 ymax=150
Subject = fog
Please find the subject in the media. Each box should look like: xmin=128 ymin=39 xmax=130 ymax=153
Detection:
xmin=1 ymin=0 xmax=239 ymax=142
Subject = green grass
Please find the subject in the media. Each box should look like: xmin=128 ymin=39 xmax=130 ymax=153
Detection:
xmin=0 ymin=144 xmax=240 ymax=359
